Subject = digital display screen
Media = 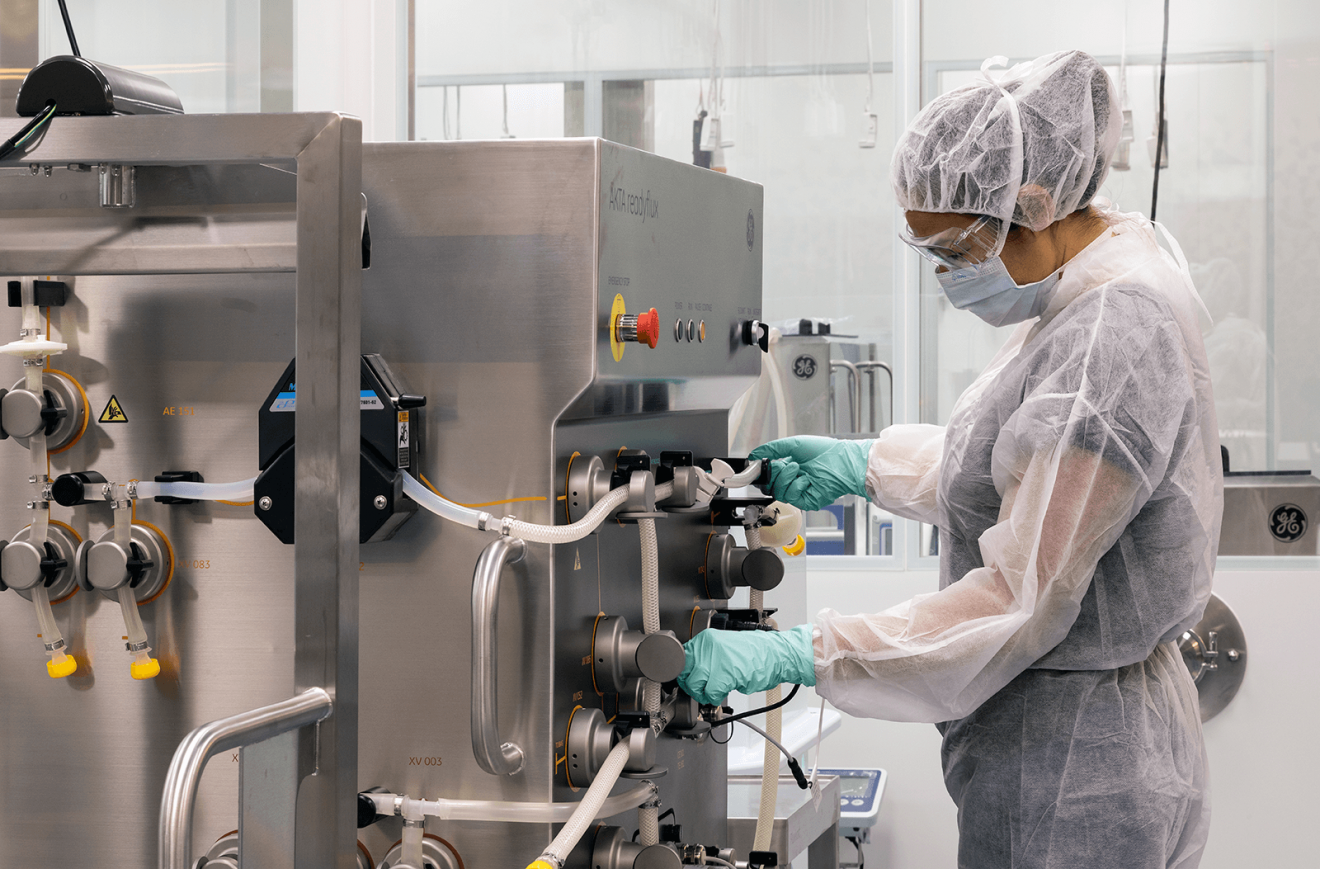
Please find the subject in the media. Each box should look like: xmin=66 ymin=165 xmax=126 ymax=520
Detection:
xmin=840 ymin=775 xmax=870 ymax=797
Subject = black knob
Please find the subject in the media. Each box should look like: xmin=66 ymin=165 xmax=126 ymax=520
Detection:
xmin=397 ymin=394 xmax=427 ymax=410
xmin=51 ymin=471 xmax=107 ymax=507
xmin=740 ymin=547 xmax=784 ymax=591
xmin=742 ymin=319 xmax=769 ymax=352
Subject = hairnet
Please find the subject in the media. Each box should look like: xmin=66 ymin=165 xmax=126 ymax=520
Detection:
xmin=892 ymin=50 xmax=1123 ymax=250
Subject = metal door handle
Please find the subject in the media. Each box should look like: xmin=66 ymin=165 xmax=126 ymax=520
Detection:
xmin=471 ymin=535 xmax=527 ymax=775
xmin=829 ymin=360 xmax=861 ymax=433
xmin=158 ymin=687 xmax=332 ymax=869
xmin=855 ymin=361 xmax=894 ymax=432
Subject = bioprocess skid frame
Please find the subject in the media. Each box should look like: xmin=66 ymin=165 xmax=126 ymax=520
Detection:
xmin=0 ymin=125 xmax=765 ymax=868
xmin=355 ymin=140 xmax=764 ymax=865
xmin=0 ymin=113 xmax=362 ymax=869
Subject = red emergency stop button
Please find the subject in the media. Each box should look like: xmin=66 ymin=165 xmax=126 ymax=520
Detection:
xmin=614 ymin=307 xmax=661 ymax=349
xmin=635 ymin=308 xmax=660 ymax=348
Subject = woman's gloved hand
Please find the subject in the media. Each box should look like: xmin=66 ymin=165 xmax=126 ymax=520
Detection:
xmin=748 ymin=436 xmax=873 ymax=512
xmin=679 ymin=624 xmax=817 ymax=706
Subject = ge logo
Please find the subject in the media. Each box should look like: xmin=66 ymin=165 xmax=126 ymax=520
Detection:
xmin=792 ymin=355 xmax=818 ymax=379
xmin=747 ymin=210 xmax=756 ymax=250
xmin=1269 ymin=503 xmax=1308 ymax=542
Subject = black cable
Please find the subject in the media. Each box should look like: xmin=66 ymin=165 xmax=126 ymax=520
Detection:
xmin=1150 ymin=0 xmax=1171 ymax=221
xmin=733 ymin=718 xmax=811 ymax=789
xmin=713 ymin=683 xmax=801 ymax=727
xmin=0 ymin=102 xmax=56 ymax=161
xmin=845 ymin=836 xmax=865 ymax=869
xmin=710 ymin=721 xmax=733 ymax=744
xmin=56 ymin=0 xmax=81 ymax=57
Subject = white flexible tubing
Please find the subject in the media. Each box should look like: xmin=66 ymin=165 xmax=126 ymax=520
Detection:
xmin=133 ymin=477 xmax=257 ymax=503
xmin=745 ymin=526 xmax=781 ymax=852
xmin=117 ymin=585 xmax=150 ymax=649
xmin=400 ymin=473 xmax=487 ymax=527
xmin=639 ymin=517 xmax=663 ymax=721
xmin=32 ymin=584 xmax=69 ymax=667
xmin=400 ymin=821 xmax=425 ymax=868
xmin=638 ymin=803 xmax=660 ymax=847
xmin=539 ymin=740 xmax=632 ymax=866
xmin=370 ymin=781 xmax=656 ymax=824
xmin=505 ymin=486 xmax=629 ymax=544
xmin=754 ymin=685 xmax=783 ymax=851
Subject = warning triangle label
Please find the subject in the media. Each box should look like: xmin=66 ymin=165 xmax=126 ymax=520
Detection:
xmin=99 ymin=395 xmax=128 ymax=424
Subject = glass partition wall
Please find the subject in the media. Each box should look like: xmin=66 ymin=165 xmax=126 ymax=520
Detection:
xmin=408 ymin=0 xmax=1319 ymax=566
xmin=414 ymin=1 xmax=902 ymax=558
xmin=14 ymin=1 xmax=1312 ymax=564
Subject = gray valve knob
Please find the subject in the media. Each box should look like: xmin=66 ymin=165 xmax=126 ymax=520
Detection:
xmin=704 ymin=533 xmax=785 ymax=600
xmin=84 ymin=540 xmax=133 ymax=591
xmin=1 ymin=388 xmax=46 ymax=439
xmin=593 ymin=615 xmax=686 ymax=694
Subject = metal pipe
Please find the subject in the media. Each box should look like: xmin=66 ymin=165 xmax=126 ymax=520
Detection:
xmin=158 ymin=688 xmax=333 ymax=869
xmin=855 ymin=361 xmax=894 ymax=432
xmin=471 ymin=535 xmax=527 ymax=775
xmin=829 ymin=360 xmax=861 ymax=433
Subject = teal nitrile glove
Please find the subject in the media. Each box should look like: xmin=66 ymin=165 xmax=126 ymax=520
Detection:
xmin=678 ymin=624 xmax=817 ymax=706
xmin=749 ymin=436 xmax=873 ymax=512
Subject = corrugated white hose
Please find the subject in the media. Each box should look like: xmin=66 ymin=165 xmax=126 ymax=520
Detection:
xmin=639 ymin=516 xmax=663 ymax=726
xmin=403 ymin=474 xmax=675 ymax=545
xmin=134 ymin=477 xmax=256 ymax=502
xmin=638 ymin=803 xmax=660 ymax=847
xmin=370 ymin=781 xmax=656 ymax=824
xmin=536 ymin=740 xmax=632 ymax=867
xmin=746 ymin=526 xmax=781 ymax=853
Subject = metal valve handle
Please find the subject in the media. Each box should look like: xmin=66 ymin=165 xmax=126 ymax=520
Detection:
xmin=471 ymin=535 xmax=527 ymax=776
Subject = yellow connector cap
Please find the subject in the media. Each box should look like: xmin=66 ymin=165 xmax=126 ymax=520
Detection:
xmin=526 ymin=861 xmax=557 ymax=869
xmin=782 ymin=534 xmax=807 ymax=557
xmin=131 ymin=658 xmax=161 ymax=680
xmin=47 ymin=655 xmax=77 ymax=679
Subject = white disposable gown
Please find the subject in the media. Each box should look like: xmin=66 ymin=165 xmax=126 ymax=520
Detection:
xmin=811 ymin=204 xmax=1222 ymax=868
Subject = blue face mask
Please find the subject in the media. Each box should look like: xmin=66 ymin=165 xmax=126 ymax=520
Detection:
xmin=936 ymin=255 xmax=1063 ymax=327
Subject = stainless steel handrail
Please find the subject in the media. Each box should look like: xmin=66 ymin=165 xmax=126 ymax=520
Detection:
xmin=471 ymin=535 xmax=527 ymax=775
xmin=829 ymin=360 xmax=861 ymax=433
xmin=855 ymin=361 xmax=894 ymax=432
xmin=158 ymin=687 xmax=333 ymax=869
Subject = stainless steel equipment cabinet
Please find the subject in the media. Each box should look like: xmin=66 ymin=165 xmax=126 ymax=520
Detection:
xmin=356 ymin=139 xmax=764 ymax=867
xmin=0 ymin=113 xmax=362 ymax=869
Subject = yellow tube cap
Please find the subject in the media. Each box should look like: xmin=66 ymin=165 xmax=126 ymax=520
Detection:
xmin=46 ymin=655 xmax=77 ymax=679
xmin=782 ymin=535 xmax=807 ymax=557
xmin=526 ymin=861 xmax=557 ymax=869
xmin=131 ymin=657 xmax=161 ymax=680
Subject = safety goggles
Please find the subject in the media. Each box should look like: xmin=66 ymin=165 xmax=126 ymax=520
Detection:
xmin=899 ymin=216 xmax=1002 ymax=270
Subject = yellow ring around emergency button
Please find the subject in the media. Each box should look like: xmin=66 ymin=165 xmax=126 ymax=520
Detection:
xmin=131 ymin=658 xmax=161 ymax=680
xmin=609 ymin=293 xmax=627 ymax=362
xmin=47 ymin=655 xmax=77 ymax=679
xmin=782 ymin=535 xmax=807 ymax=557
